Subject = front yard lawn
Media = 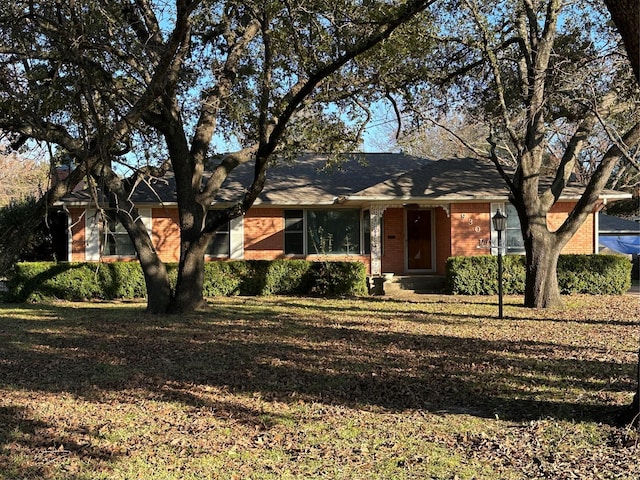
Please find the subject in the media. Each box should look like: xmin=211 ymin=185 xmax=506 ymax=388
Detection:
xmin=0 ymin=294 xmax=638 ymax=479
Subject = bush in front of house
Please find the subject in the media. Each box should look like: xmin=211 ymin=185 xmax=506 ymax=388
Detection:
xmin=557 ymin=254 xmax=632 ymax=294
xmin=4 ymin=262 xmax=147 ymax=302
xmin=446 ymin=254 xmax=632 ymax=295
xmin=4 ymin=260 xmax=367 ymax=302
xmin=308 ymin=260 xmax=369 ymax=297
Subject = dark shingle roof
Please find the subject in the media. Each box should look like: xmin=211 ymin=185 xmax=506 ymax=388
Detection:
xmin=60 ymin=153 xmax=630 ymax=206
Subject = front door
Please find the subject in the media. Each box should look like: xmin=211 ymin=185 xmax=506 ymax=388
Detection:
xmin=406 ymin=209 xmax=433 ymax=271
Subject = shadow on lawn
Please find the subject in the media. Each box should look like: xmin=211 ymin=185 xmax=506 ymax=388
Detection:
xmin=0 ymin=404 xmax=123 ymax=477
xmin=0 ymin=301 xmax=635 ymax=429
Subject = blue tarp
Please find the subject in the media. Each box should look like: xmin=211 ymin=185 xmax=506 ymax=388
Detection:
xmin=599 ymin=235 xmax=640 ymax=254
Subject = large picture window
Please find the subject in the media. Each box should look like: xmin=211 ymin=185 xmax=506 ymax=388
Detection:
xmin=284 ymin=209 xmax=364 ymax=255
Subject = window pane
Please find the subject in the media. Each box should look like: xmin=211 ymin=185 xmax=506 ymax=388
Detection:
xmin=307 ymin=209 xmax=360 ymax=255
xmin=284 ymin=210 xmax=304 ymax=254
xmin=106 ymin=217 xmax=136 ymax=256
xmin=284 ymin=233 xmax=304 ymax=255
xmin=204 ymin=213 xmax=231 ymax=257
xmin=363 ymin=210 xmax=371 ymax=254
xmin=285 ymin=210 xmax=304 ymax=231
xmin=505 ymin=230 xmax=525 ymax=252
xmin=206 ymin=222 xmax=230 ymax=256
xmin=505 ymin=204 xmax=525 ymax=253
xmin=208 ymin=232 xmax=230 ymax=256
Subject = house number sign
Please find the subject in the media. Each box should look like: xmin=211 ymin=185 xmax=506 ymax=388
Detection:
xmin=461 ymin=213 xmax=481 ymax=233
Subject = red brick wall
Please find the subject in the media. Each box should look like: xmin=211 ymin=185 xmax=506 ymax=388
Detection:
xmin=243 ymin=208 xmax=284 ymax=260
xmin=152 ymin=208 xmax=181 ymax=262
xmin=69 ymin=207 xmax=86 ymax=262
xmin=450 ymin=203 xmax=492 ymax=257
xmin=547 ymin=202 xmax=595 ymax=254
xmin=68 ymin=202 xmax=596 ymax=268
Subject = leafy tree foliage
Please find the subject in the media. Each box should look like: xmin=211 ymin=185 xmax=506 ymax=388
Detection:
xmin=0 ymin=0 xmax=436 ymax=312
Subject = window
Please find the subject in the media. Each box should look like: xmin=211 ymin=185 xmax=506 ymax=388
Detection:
xmin=85 ymin=208 xmax=150 ymax=260
xmin=307 ymin=209 xmax=360 ymax=255
xmin=504 ymin=204 xmax=525 ymax=254
xmin=105 ymin=216 xmax=136 ymax=257
xmin=284 ymin=209 xmax=363 ymax=255
xmin=362 ymin=210 xmax=371 ymax=255
xmin=206 ymin=221 xmax=231 ymax=257
xmin=284 ymin=210 xmax=304 ymax=255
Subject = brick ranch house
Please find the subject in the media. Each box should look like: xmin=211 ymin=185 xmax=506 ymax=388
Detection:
xmin=57 ymin=153 xmax=630 ymax=288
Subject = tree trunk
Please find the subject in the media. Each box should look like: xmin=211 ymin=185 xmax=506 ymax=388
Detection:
xmin=603 ymin=0 xmax=640 ymax=82
xmin=139 ymin=252 xmax=172 ymax=314
xmin=113 ymin=208 xmax=172 ymax=314
xmin=170 ymin=238 xmax=210 ymax=313
xmin=524 ymin=232 xmax=564 ymax=308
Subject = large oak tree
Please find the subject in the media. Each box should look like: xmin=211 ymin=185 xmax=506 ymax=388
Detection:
xmin=0 ymin=0 xmax=436 ymax=313
xmin=410 ymin=0 xmax=640 ymax=308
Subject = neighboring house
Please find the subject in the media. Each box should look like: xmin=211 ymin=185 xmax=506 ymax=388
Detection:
xmin=57 ymin=153 xmax=631 ymax=279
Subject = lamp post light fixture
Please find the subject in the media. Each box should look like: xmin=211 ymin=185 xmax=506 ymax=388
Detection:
xmin=492 ymin=209 xmax=507 ymax=319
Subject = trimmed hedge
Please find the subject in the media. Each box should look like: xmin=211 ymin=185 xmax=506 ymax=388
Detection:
xmin=4 ymin=259 xmax=368 ymax=302
xmin=446 ymin=254 xmax=632 ymax=295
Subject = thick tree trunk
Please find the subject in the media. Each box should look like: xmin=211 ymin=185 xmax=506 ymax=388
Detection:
xmin=170 ymin=237 xmax=210 ymax=313
xmin=139 ymin=252 xmax=172 ymax=314
xmin=603 ymin=0 xmax=640 ymax=82
xmin=113 ymin=208 xmax=172 ymax=314
xmin=524 ymin=232 xmax=564 ymax=309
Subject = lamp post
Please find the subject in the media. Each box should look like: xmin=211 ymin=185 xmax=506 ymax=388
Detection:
xmin=492 ymin=209 xmax=507 ymax=319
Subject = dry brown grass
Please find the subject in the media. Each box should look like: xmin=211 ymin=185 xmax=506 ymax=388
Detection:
xmin=0 ymin=294 xmax=638 ymax=479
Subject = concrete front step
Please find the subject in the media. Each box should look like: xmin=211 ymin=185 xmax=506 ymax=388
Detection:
xmin=369 ymin=275 xmax=447 ymax=295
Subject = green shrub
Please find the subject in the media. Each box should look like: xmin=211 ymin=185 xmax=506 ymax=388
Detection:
xmin=6 ymin=262 xmax=145 ymax=302
xmin=446 ymin=256 xmax=498 ymax=295
xmin=557 ymin=254 xmax=632 ymax=294
xmin=5 ymin=259 xmax=367 ymax=302
xmin=446 ymin=254 xmax=631 ymax=295
xmin=98 ymin=263 xmax=147 ymax=299
xmin=259 ymin=260 xmax=313 ymax=295
xmin=202 ymin=261 xmax=246 ymax=296
xmin=308 ymin=261 xmax=368 ymax=296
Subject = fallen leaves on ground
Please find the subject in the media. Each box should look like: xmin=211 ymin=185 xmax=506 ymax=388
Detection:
xmin=0 ymin=294 xmax=637 ymax=479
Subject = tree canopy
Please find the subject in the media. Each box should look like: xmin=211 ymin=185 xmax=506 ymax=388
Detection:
xmin=0 ymin=0 xmax=437 ymax=312
xmin=389 ymin=0 xmax=640 ymax=307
